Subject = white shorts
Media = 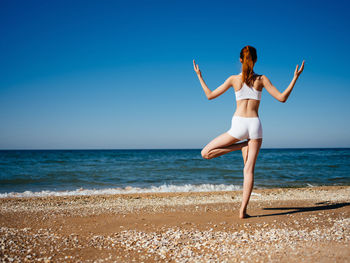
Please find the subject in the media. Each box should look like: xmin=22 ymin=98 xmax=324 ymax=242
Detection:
xmin=227 ymin=115 xmax=263 ymax=140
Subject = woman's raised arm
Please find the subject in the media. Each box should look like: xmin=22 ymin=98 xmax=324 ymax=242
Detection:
xmin=262 ymin=60 xmax=305 ymax=103
xmin=193 ymin=59 xmax=233 ymax=100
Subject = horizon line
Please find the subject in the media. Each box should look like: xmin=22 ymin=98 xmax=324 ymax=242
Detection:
xmin=0 ymin=147 xmax=349 ymax=151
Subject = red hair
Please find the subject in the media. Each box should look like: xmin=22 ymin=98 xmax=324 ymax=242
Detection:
xmin=240 ymin=45 xmax=257 ymax=86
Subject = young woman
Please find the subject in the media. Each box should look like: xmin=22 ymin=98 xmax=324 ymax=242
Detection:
xmin=193 ymin=45 xmax=304 ymax=219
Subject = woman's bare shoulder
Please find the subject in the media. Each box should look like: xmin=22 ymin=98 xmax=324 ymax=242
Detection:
xmin=231 ymin=73 xmax=242 ymax=81
xmin=254 ymin=73 xmax=268 ymax=86
xmin=229 ymin=74 xmax=242 ymax=90
xmin=254 ymin=72 xmax=264 ymax=79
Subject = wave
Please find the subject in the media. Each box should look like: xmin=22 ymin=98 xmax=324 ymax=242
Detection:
xmin=0 ymin=183 xmax=243 ymax=198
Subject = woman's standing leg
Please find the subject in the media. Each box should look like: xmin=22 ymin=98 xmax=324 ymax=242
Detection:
xmin=239 ymin=138 xmax=262 ymax=219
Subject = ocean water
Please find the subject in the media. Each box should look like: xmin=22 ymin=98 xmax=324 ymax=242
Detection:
xmin=0 ymin=149 xmax=349 ymax=197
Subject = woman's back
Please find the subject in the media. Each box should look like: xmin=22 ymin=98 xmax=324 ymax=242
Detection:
xmin=232 ymin=73 xmax=263 ymax=117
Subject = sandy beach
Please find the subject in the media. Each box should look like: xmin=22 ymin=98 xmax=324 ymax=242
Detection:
xmin=1 ymin=185 xmax=349 ymax=262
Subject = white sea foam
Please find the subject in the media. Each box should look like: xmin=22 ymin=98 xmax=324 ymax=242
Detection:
xmin=0 ymin=184 xmax=243 ymax=198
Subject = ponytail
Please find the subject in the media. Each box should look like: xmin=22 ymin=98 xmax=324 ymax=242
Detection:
xmin=240 ymin=46 xmax=257 ymax=86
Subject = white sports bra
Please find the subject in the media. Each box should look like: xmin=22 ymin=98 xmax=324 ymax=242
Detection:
xmin=235 ymin=72 xmax=262 ymax=101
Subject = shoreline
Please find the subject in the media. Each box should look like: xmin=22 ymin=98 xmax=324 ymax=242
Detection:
xmin=1 ymin=183 xmax=349 ymax=199
xmin=1 ymin=185 xmax=349 ymax=262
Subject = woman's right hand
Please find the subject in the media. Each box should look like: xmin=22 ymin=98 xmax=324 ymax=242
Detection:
xmin=294 ymin=60 xmax=305 ymax=79
xmin=193 ymin=59 xmax=202 ymax=77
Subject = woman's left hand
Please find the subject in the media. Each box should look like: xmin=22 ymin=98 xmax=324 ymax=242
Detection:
xmin=193 ymin=59 xmax=202 ymax=77
xmin=294 ymin=60 xmax=305 ymax=78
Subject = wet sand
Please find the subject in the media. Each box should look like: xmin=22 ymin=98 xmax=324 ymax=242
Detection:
xmin=1 ymin=186 xmax=350 ymax=262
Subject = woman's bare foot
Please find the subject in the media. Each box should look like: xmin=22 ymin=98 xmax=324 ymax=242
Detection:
xmin=239 ymin=212 xmax=251 ymax=219
xmin=239 ymin=209 xmax=251 ymax=219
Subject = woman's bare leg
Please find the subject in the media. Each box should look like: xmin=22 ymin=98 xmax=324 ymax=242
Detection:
xmin=239 ymin=138 xmax=262 ymax=219
xmin=201 ymin=133 xmax=248 ymax=159
xmin=240 ymin=142 xmax=249 ymax=218
xmin=241 ymin=142 xmax=249 ymax=165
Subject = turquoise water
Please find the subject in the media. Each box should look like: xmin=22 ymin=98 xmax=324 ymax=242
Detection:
xmin=0 ymin=148 xmax=349 ymax=197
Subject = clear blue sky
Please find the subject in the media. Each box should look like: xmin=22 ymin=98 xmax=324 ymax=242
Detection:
xmin=1 ymin=0 xmax=349 ymax=149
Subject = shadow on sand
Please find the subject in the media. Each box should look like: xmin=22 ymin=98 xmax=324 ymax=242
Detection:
xmin=250 ymin=201 xmax=350 ymax=218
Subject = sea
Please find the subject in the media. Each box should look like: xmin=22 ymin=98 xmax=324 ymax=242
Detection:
xmin=0 ymin=148 xmax=349 ymax=198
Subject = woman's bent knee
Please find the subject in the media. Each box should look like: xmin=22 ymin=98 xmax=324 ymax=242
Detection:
xmin=201 ymin=148 xmax=211 ymax=159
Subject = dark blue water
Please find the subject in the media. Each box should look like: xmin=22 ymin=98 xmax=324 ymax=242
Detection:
xmin=0 ymin=149 xmax=349 ymax=197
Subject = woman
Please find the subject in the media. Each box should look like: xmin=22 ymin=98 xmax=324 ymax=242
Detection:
xmin=193 ymin=45 xmax=304 ymax=219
